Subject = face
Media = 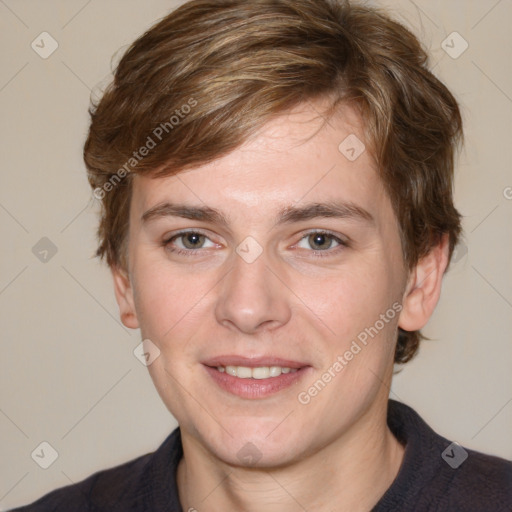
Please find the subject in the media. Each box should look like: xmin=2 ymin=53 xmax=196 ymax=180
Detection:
xmin=115 ymin=102 xmax=414 ymax=468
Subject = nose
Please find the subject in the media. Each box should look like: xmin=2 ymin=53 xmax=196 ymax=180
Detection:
xmin=214 ymin=246 xmax=292 ymax=334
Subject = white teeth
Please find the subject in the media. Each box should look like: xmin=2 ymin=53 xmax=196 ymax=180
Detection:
xmin=252 ymin=367 xmax=270 ymax=379
xmin=269 ymin=366 xmax=282 ymax=377
xmin=225 ymin=366 xmax=237 ymax=377
xmin=236 ymin=366 xmax=253 ymax=379
xmin=218 ymin=365 xmax=299 ymax=379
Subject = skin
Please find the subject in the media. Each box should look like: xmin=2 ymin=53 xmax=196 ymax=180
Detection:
xmin=113 ymin=101 xmax=449 ymax=511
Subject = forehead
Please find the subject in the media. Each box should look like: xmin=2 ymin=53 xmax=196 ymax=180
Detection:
xmin=130 ymin=101 xmax=391 ymax=227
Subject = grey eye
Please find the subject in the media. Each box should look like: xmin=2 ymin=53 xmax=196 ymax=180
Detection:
xmin=180 ymin=233 xmax=206 ymax=249
xmin=297 ymin=233 xmax=341 ymax=251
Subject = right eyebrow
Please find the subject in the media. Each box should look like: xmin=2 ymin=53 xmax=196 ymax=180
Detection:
xmin=141 ymin=202 xmax=230 ymax=227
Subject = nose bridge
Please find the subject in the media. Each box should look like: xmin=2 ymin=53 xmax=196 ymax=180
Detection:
xmin=215 ymin=242 xmax=290 ymax=333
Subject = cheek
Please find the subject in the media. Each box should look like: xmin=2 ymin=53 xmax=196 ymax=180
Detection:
xmin=307 ymin=259 xmax=401 ymax=353
xmin=131 ymin=258 xmax=207 ymax=341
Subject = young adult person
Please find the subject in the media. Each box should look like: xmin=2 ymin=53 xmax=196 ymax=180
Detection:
xmin=12 ymin=0 xmax=511 ymax=510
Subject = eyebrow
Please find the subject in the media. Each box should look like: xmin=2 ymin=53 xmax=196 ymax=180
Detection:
xmin=141 ymin=200 xmax=374 ymax=227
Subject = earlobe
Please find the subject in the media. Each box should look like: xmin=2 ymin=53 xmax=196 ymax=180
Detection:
xmin=398 ymin=234 xmax=450 ymax=332
xmin=111 ymin=265 xmax=139 ymax=329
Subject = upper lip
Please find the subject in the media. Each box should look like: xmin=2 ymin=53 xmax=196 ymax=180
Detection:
xmin=202 ymin=355 xmax=309 ymax=369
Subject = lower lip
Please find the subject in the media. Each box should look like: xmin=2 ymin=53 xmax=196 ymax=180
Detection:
xmin=204 ymin=365 xmax=311 ymax=399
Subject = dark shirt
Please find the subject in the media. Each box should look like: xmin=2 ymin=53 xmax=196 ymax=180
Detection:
xmin=10 ymin=400 xmax=512 ymax=511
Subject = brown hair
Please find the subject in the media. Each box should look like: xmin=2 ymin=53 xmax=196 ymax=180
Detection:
xmin=84 ymin=0 xmax=463 ymax=364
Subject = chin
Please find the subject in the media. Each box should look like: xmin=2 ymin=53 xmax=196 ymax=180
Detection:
xmin=216 ymin=438 xmax=302 ymax=469
xmin=199 ymin=418 xmax=309 ymax=468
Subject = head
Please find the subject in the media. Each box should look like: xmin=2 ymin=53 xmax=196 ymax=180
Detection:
xmin=84 ymin=0 xmax=462 ymax=466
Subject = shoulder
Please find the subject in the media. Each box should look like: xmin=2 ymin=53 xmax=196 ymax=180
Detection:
xmin=444 ymin=446 xmax=512 ymax=510
xmin=380 ymin=400 xmax=512 ymax=511
xmin=10 ymin=452 xmax=153 ymax=512
xmin=10 ymin=428 xmax=182 ymax=512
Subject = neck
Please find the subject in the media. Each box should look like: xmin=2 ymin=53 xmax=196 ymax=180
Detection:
xmin=177 ymin=399 xmax=405 ymax=512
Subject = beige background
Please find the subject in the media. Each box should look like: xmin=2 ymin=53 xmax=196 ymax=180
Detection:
xmin=1 ymin=0 xmax=511 ymax=508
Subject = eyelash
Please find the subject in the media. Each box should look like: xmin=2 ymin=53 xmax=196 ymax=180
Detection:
xmin=162 ymin=229 xmax=349 ymax=258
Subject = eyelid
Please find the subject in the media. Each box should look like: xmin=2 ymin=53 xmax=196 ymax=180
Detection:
xmin=291 ymin=229 xmax=349 ymax=257
xmin=162 ymin=229 xmax=221 ymax=256
xmin=296 ymin=229 xmax=348 ymax=245
xmin=163 ymin=228 xmax=216 ymax=244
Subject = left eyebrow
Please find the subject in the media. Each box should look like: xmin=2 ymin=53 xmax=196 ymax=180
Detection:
xmin=275 ymin=201 xmax=374 ymax=227
xmin=140 ymin=200 xmax=374 ymax=227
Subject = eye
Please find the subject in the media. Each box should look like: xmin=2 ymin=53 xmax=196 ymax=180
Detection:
xmin=296 ymin=231 xmax=347 ymax=253
xmin=164 ymin=230 xmax=217 ymax=255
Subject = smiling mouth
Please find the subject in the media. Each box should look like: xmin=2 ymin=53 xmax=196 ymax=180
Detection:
xmin=202 ymin=355 xmax=310 ymax=398
xmin=214 ymin=365 xmax=299 ymax=379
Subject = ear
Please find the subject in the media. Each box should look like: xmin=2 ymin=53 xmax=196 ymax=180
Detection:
xmin=398 ymin=233 xmax=450 ymax=332
xmin=111 ymin=265 xmax=139 ymax=329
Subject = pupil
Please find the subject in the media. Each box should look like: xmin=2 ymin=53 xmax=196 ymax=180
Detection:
xmin=184 ymin=233 xmax=203 ymax=249
xmin=310 ymin=233 xmax=330 ymax=250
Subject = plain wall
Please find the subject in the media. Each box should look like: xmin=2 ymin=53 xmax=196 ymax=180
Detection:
xmin=1 ymin=0 xmax=511 ymax=508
